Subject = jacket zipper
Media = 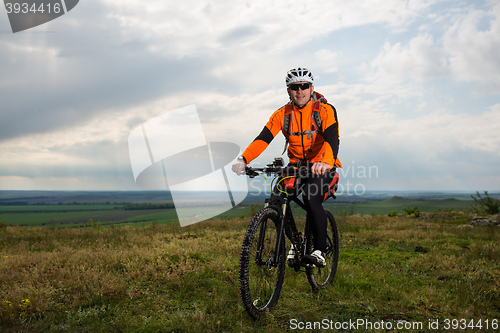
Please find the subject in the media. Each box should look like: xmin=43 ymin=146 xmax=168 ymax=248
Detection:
xmin=299 ymin=111 xmax=306 ymax=159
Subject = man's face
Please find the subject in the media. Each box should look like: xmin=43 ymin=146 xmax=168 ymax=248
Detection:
xmin=287 ymin=82 xmax=314 ymax=108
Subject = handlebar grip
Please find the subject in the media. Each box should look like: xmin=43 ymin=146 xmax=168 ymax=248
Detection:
xmin=245 ymin=167 xmax=258 ymax=178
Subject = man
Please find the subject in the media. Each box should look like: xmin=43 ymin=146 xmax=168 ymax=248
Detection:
xmin=232 ymin=67 xmax=341 ymax=267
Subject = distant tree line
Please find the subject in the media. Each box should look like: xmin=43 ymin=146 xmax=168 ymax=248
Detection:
xmin=0 ymin=201 xmax=30 ymax=206
xmin=0 ymin=201 xmax=133 ymax=206
xmin=123 ymin=203 xmax=175 ymax=210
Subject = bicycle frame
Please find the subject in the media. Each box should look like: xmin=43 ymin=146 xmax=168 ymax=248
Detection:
xmin=253 ymin=176 xmax=311 ymax=270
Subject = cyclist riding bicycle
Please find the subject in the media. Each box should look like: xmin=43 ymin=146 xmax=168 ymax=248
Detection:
xmin=232 ymin=67 xmax=342 ymax=267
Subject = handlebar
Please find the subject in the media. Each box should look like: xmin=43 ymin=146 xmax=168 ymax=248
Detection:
xmin=245 ymin=157 xmax=285 ymax=178
xmin=244 ymin=157 xmax=321 ymax=179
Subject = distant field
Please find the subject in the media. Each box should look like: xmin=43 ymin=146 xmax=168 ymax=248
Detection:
xmin=0 ymin=204 xmax=122 ymax=212
xmin=0 ymin=195 xmax=476 ymax=228
xmin=0 ymin=208 xmax=178 ymax=227
xmin=328 ymin=196 xmax=474 ymax=216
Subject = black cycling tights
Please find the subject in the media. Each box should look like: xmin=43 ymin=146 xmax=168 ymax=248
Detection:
xmin=302 ymin=169 xmax=335 ymax=253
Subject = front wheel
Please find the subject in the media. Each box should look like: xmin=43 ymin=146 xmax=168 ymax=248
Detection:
xmin=239 ymin=207 xmax=286 ymax=319
xmin=306 ymin=208 xmax=339 ymax=290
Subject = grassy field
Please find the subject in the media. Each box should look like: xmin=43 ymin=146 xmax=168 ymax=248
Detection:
xmin=328 ymin=197 xmax=474 ymax=216
xmin=0 ymin=210 xmax=498 ymax=332
xmin=0 ymin=205 xmax=178 ymax=227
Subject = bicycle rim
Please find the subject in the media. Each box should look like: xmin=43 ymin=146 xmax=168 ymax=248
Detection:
xmin=239 ymin=207 xmax=285 ymax=319
xmin=306 ymin=208 xmax=339 ymax=289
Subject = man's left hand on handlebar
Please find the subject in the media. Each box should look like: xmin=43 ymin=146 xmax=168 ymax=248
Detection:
xmin=311 ymin=162 xmax=331 ymax=176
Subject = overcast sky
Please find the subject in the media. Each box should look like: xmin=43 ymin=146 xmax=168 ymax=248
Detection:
xmin=1 ymin=0 xmax=499 ymax=193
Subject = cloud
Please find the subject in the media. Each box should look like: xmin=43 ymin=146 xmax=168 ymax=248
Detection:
xmin=443 ymin=2 xmax=500 ymax=93
xmin=364 ymin=2 xmax=500 ymax=94
xmin=369 ymin=34 xmax=449 ymax=82
xmin=398 ymin=106 xmax=500 ymax=157
xmin=315 ymin=50 xmax=340 ymax=73
xmin=100 ymin=0 xmax=437 ymax=53
xmin=341 ymin=102 xmax=500 ymax=172
xmin=338 ymin=104 xmax=500 ymax=191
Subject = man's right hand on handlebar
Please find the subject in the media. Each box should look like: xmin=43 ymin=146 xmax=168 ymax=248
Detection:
xmin=232 ymin=156 xmax=247 ymax=176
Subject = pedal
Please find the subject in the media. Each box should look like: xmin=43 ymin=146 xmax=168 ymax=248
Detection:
xmin=301 ymin=255 xmax=319 ymax=268
xmin=302 ymin=254 xmax=326 ymax=268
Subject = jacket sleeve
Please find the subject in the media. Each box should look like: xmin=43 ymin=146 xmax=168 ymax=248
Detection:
xmin=320 ymin=104 xmax=342 ymax=168
xmin=241 ymin=108 xmax=284 ymax=163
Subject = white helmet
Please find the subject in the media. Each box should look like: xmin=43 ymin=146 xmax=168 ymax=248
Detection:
xmin=285 ymin=67 xmax=314 ymax=86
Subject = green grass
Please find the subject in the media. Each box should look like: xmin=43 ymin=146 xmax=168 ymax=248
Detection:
xmin=0 ymin=204 xmax=122 ymax=212
xmin=0 ymin=211 xmax=119 ymax=226
xmin=0 ymin=196 xmax=475 ymax=228
xmin=327 ymin=197 xmax=473 ymax=216
xmin=0 ymin=205 xmax=179 ymax=227
xmin=0 ymin=211 xmax=498 ymax=332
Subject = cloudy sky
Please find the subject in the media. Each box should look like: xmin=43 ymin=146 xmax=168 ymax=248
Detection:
xmin=1 ymin=0 xmax=499 ymax=193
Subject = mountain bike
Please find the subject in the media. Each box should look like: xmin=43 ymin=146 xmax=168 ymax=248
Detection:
xmin=239 ymin=157 xmax=340 ymax=319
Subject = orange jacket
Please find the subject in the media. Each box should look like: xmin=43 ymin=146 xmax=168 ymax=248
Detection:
xmin=242 ymin=92 xmax=342 ymax=168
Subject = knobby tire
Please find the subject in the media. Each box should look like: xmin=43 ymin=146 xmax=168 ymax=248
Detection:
xmin=306 ymin=208 xmax=339 ymax=290
xmin=239 ymin=207 xmax=286 ymax=319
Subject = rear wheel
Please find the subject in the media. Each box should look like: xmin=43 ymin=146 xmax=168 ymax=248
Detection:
xmin=239 ymin=207 xmax=286 ymax=319
xmin=306 ymin=208 xmax=339 ymax=289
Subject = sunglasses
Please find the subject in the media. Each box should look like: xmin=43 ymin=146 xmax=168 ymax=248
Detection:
xmin=289 ymin=83 xmax=311 ymax=91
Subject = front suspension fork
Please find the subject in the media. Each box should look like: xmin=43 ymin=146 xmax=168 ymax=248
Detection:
xmin=271 ymin=198 xmax=288 ymax=267
xmin=254 ymin=198 xmax=289 ymax=267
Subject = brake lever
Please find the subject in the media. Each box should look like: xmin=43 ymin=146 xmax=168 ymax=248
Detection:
xmin=245 ymin=168 xmax=258 ymax=178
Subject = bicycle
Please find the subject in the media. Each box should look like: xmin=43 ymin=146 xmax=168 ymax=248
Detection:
xmin=239 ymin=157 xmax=340 ymax=319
